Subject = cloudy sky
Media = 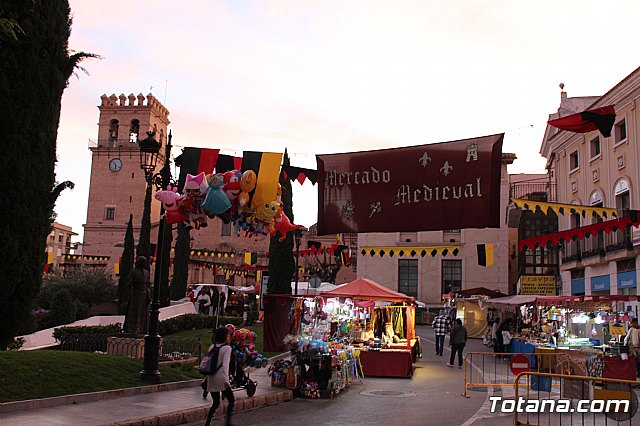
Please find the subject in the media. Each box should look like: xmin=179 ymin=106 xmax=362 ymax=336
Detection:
xmin=55 ymin=0 xmax=640 ymax=239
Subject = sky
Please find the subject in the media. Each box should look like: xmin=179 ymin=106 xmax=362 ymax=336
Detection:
xmin=55 ymin=0 xmax=640 ymax=241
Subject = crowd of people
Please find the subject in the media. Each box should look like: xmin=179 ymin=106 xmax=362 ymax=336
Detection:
xmin=186 ymin=286 xmax=227 ymax=316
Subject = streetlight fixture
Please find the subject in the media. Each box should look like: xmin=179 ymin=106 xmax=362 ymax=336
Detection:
xmin=136 ymin=130 xmax=173 ymax=382
xmin=294 ymin=229 xmax=302 ymax=295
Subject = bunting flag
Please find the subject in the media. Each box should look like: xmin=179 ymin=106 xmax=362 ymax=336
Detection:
xmin=241 ymin=151 xmax=283 ymax=208
xmin=282 ymin=165 xmax=318 ymax=185
xmin=189 ymin=249 xmax=236 ymax=258
xmin=215 ymin=154 xmax=243 ymax=173
xmin=175 ymin=147 xmax=220 ymax=189
xmin=512 ymin=198 xmax=618 ymax=219
xmin=519 ymin=213 xmax=640 ymax=251
xmin=359 ymin=245 xmax=461 ymax=257
xmin=244 ymin=252 xmax=257 ymax=265
xmin=62 ymin=254 xmax=111 ymax=261
xmin=190 ymin=259 xmax=268 ymax=272
xmin=547 ymin=105 xmax=616 ymax=137
xmin=477 ymin=244 xmax=494 ymax=267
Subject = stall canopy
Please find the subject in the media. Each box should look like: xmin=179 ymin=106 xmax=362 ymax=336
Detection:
xmin=321 ymin=278 xmax=415 ymax=302
xmin=457 ymin=299 xmax=488 ymax=338
xmin=455 ymin=287 xmax=506 ymax=298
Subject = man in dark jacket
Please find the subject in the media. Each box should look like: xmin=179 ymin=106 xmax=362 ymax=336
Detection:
xmin=447 ymin=318 xmax=468 ymax=369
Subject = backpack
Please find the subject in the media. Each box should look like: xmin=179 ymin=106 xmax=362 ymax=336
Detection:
xmin=199 ymin=344 xmax=225 ymax=375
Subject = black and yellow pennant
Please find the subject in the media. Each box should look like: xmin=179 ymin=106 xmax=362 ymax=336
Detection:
xmin=62 ymin=254 xmax=111 ymax=261
xmin=512 ymin=198 xmax=617 ymax=219
xmin=189 ymin=249 xmax=236 ymax=258
xmin=360 ymin=245 xmax=461 ymax=258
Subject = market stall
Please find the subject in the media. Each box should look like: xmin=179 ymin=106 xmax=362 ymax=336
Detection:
xmin=485 ymin=294 xmax=640 ymax=381
xmin=321 ymin=278 xmax=418 ymax=378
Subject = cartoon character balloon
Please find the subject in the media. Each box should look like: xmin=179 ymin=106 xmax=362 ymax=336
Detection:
xmin=271 ymin=203 xmax=305 ymax=242
xmin=155 ymin=185 xmax=189 ymax=225
xmin=179 ymin=172 xmax=209 ymax=229
xmin=200 ymin=174 xmax=232 ymax=215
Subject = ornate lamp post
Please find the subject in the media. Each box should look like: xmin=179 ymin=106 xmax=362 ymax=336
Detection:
xmin=294 ymin=229 xmax=302 ymax=295
xmin=137 ymin=130 xmax=173 ymax=381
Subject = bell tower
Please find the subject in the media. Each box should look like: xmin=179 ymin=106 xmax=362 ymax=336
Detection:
xmin=83 ymin=93 xmax=170 ymax=275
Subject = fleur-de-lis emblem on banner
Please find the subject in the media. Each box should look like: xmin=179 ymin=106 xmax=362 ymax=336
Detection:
xmin=419 ymin=152 xmax=432 ymax=167
xmin=440 ymin=161 xmax=453 ymax=176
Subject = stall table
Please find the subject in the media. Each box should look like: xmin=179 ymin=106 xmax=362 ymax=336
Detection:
xmin=359 ymin=349 xmax=413 ymax=378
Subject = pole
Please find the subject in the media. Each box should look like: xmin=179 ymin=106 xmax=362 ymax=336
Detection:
xmin=140 ymin=131 xmax=172 ymax=381
xmin=294 ymin=233 xmax=300 ymax=296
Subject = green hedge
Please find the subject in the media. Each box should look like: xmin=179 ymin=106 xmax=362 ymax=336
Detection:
xmin=53 ymin=324 xmax=122 ymax=342
xmin=158 ymin=314 xmax=244 ymax=335
xmin=51 ymin=315 xmax=248 ymax=341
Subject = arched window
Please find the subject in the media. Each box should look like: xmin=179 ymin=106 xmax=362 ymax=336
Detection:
xmin=129 ymin=119 xmax=140 ymax=143
xmin=109 ymin=119 xmax=119 ymax=147
xmin=614 ymin=178 xmax=630 ymax=211
xmin=588 ymin=189 xmax=605 ymax=254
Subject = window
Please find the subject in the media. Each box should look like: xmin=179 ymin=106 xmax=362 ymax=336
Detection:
xmin=615 ymin=119 xmax=627 ymax=144
xmin=398 ymin=259 xmax=418 ymax=298
xmin=590 ymin=136 xmax=600 ymax=158
xmin=221 ymin=222 xmax=231 ymax=236
xmin=104 ymin=206 xmax=115 ymax=220
xmin=442 ymin=259 xmax=462 ymax=294
xmin=129 ymin=119 xmax=140 ymax=143
xmin=109 ymin=119 xmax=119 ymax=147
xmin=58 ymin=234 xmax=63 ymax=242
xmin=569 ymin=150 xmax=579 ymax=171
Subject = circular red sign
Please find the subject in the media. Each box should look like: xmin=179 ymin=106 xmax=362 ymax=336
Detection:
xmin=510 ymin=354 xmax=530 ymax=376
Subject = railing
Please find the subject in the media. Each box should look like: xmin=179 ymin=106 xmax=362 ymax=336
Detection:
xmin=510 ymin=183 xmax=556 ymax=202
xmin=464 ymin=351 xmax=566 ymax=397
xmin=513 ymin=371 xmax=638 ymax=425
xmin=562 ymin=230 xmax=633 ymax=263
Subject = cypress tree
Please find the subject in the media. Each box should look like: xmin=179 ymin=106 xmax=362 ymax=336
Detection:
xmin=267 ymin=150 xmax=295 ymax=294
xmin=136 ymin=183 xmax=152 ymax=260
xmin=117 ymin=214 xmax=135 ymax=314
xmin=0 ymin=1 xmax=96 ymax=348
xmin=170 ymin=223 xmax=191 ymax=300
xmin=159 ymin=221 xmax=173 ymax=306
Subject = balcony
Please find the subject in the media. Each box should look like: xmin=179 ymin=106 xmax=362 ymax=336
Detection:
xmin=561 ymin=228 xmax=634 ymax=264
xmin=509 ymin=182 xmax=556 ymax=202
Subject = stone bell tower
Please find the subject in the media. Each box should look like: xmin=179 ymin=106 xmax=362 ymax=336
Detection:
xmin=82 ymin=93 xmax=170 ymax=275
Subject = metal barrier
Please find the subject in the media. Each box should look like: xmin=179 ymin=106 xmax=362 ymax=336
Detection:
xmin=464 ymin=351 xmax=567 ymax=397
xmin=513 ymin=372 xmax=638 ymax=425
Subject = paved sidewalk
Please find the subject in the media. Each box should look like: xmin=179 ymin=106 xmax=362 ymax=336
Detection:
xmin=0 ymin=365 xmax=292 ymax=426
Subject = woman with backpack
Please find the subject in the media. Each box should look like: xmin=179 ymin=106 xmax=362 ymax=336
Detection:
xmin=204 ymin=326 xmax=234 ymax=426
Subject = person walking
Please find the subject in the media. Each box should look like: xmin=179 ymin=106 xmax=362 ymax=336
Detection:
xmin=447 ymin=318 xmax=468 ymax=369
xmin=197 ymin=287 xmax=212 ymax=315
xmin=219 ymin=290 xmax=226 ymax=316
xmin=204 ymin=326 xmax=234 ymax=426
xmin=432 ymin=310 xmax=451 ymax=356
xmin=210 ymin=288 xmax=220 ymax=316
xmin=624 ymin=318 xmax=640 ymax=377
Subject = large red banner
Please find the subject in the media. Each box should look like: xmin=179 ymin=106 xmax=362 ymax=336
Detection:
xmin=316 ymin=134 xmax=504 ymax=235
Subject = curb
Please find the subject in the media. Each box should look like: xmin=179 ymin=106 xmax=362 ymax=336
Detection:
xmin=106 ymin=389 xmax=295 ymax=426
xmin=0 ymin=379 xmax=201 ymax=414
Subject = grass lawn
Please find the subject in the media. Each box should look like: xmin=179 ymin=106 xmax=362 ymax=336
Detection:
xmin=0 ymin=350 xmax=202 ymax=403
xmin=166 ymin=322 xmax=283 ymax=358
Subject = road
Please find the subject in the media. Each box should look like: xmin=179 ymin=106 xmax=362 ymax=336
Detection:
xmin=189 ymin=326 xmax=498 ymax=426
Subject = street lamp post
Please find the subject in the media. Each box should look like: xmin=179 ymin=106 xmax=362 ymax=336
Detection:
xmin=294 ymin=229 xmax=302 ymax=296
xmin=137 ymin=130 xmax=173 ymax=381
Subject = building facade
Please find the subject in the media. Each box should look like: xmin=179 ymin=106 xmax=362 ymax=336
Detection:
xmin=540 ymin=70 xmax=640 ymax=316
xmin=46 ymin=222 xmax=78 ymax=268
xmin=83 ymin=93 xmax=269 ymax=289
xmin=356 ymin=153 xmax=516 ymax=303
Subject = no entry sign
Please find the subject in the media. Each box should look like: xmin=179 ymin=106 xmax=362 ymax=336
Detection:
xmin=510 ymin=354 xmax=530 ymax=376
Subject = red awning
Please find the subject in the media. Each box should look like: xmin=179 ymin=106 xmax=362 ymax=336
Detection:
xmin=321 ymin=278 xmax=415 ymax=302
xmin=519 ymin=215 xmax=639 ymax=251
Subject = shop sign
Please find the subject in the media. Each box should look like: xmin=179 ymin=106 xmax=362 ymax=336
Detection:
xmin=571 ymin=278 xmax=585 ymax=295
xmin=609 ymin=325 xmax=626 ymax=335
xmin=632 ymin=226 xmax=640 ymax=246
xmin=510 ymin=354 xmax=530 ymax=376
xmin=591 ymin=275 xmax=610 ymax=292
xmin=617 ymin=271 xmax=637 ymax=289
xmin=520 ymin=275 xmax=556 ymax=296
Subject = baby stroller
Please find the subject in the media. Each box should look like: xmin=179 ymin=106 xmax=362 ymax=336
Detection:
xmin=229 ymin=351 xmax=258 ymax=397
